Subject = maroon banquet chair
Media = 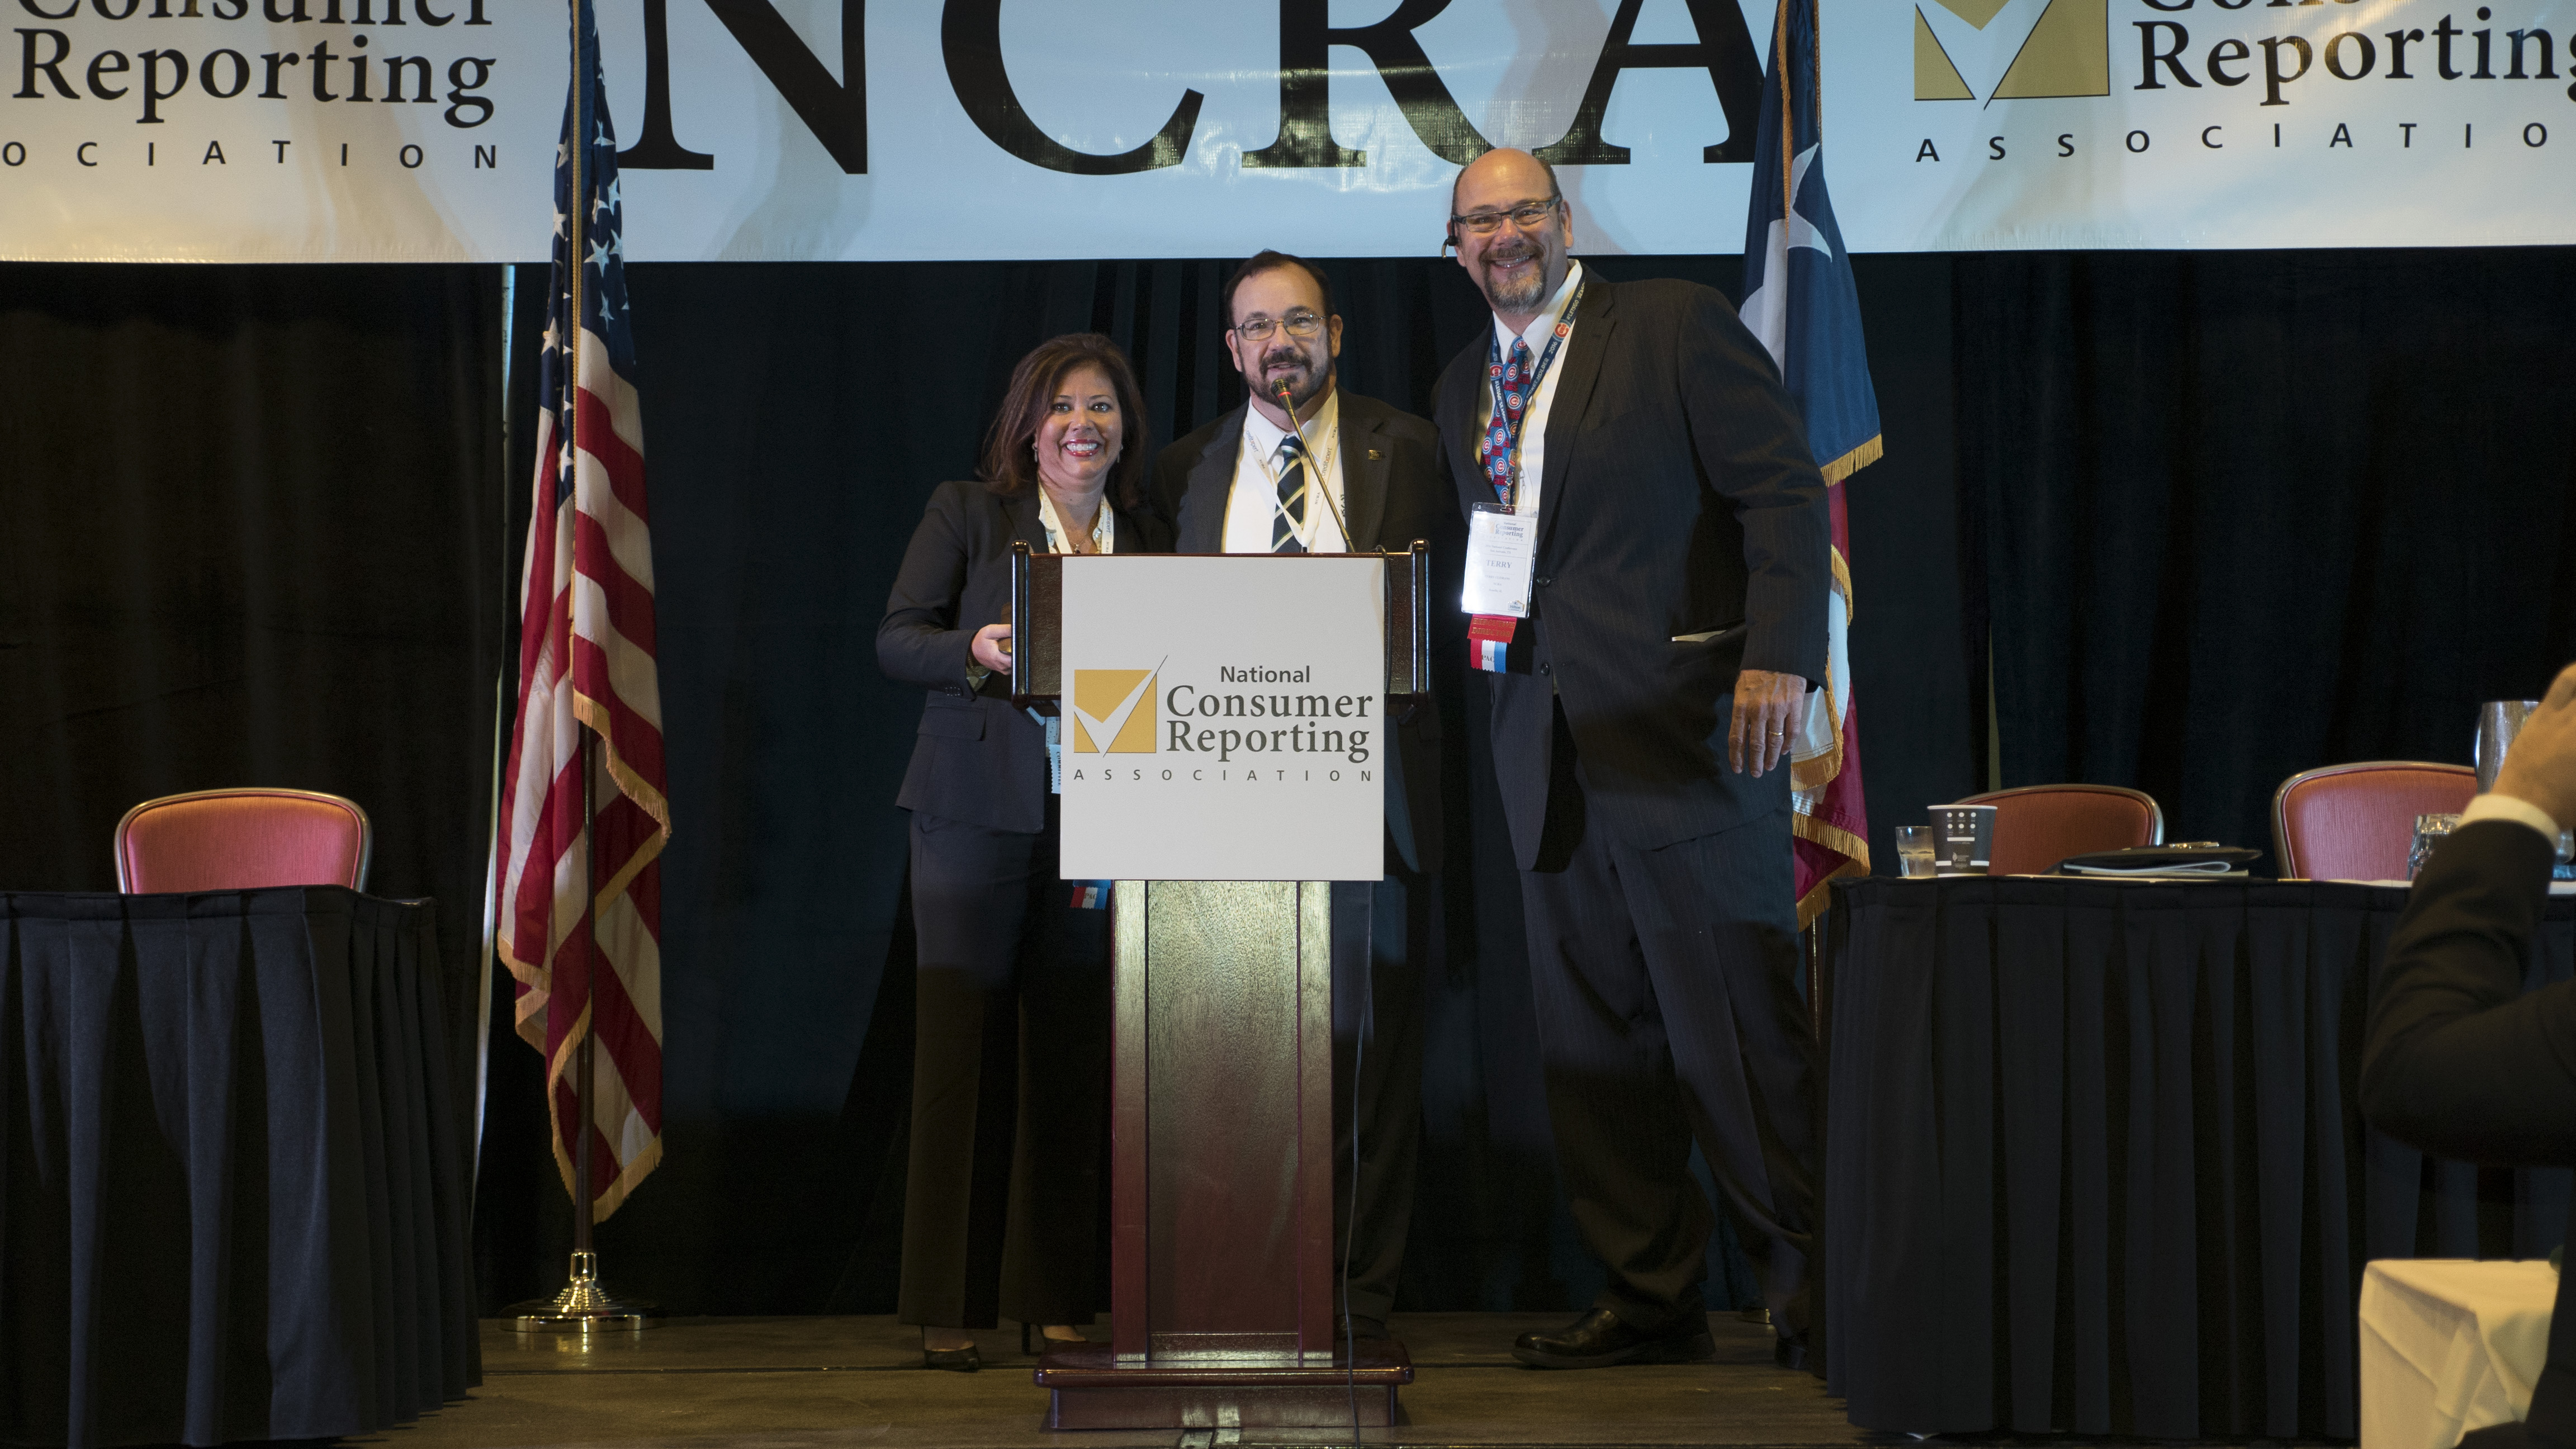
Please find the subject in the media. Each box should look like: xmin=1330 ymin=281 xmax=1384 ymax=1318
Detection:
xmin=1953 ymin=783 xmax=2165 ymax=876
xmin=115 ymin=787 xmax=373 ymax=893
xmin=2270 ymin=761 xmax=2477 ymax=882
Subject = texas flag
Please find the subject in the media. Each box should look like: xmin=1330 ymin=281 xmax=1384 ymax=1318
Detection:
xmin=1740 ymin=0 xmax=1880 ymax=924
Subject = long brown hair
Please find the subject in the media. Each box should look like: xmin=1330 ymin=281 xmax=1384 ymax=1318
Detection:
xmin=979 ymin=333 xmax=1150 ymax=510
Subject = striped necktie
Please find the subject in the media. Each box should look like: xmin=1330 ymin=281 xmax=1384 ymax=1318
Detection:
xmin=1271 ymin=435 xmax=1308 ymax=555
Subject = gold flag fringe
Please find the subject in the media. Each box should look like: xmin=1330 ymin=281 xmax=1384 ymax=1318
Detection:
xmin=572 ymin=689 xmax=674 ymax=915
xmin=1793 ymin=811 xmax=1871 ymax=929
xmin=1819 ymin=433 xmax=1883 ymax=486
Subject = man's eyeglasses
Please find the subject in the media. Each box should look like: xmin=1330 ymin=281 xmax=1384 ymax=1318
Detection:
xmin=1450 ymin=196 xmax=1561 ymax=236
xmin=1234 ymin=311 xmax=1326 ymax=343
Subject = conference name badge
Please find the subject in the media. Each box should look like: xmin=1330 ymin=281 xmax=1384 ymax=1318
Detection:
xmin=1463 ymin=503 xmax=1535 ymax=620
xmin=1464 ymin=502 xmax=1535 ymax=673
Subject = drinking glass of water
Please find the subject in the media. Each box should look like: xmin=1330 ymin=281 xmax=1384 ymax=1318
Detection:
xmin=1894 ymin=826 xmax=1937 ymax=878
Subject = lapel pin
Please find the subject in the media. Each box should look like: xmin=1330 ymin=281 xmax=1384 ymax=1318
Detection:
xmin=1367 ymin=448 xmax=1384 ymax=461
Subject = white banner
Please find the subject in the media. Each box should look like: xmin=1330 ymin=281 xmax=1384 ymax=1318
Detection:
xmin=1058 ymin=554 xmax=1384 ymax=883
xmin=1 ymin=0 xmax=2568 ymax=262
xmin=1834 ymin=0 xmax=2576 ymax=250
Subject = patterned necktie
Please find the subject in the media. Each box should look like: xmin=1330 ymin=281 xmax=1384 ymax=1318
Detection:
xmin=1480 ymin=337 xmax=1536 ymax=504
xmin=1271 ymin=435 xmax=1308 ymax=555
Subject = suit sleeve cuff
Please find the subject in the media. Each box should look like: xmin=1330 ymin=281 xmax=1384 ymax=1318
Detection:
xmin=2463 ymin=792 xmax=2563 ymax=844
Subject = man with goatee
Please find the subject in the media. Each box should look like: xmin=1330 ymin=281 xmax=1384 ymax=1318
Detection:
xmin=1431 ymin=148 xmax=1832 ymax=1371
xmin=1153 ymin=249 xmax=1458 ymax=1352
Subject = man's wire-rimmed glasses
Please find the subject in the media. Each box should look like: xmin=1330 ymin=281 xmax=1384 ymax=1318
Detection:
xmin=1234 ymin=310 xmax=1326 ymax=343
xmin=1449 ymin=195 xmax=1562 ymax=236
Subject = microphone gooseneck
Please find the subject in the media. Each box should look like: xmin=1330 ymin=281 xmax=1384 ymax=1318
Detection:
xmin=1272 ymin=377 xmax=1354 ymax=551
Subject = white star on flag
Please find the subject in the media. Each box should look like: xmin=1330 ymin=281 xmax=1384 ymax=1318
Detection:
xmin=1740 ymin=144 xmax=1834 ymax=368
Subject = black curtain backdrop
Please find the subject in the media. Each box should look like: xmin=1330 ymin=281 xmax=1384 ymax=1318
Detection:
xmin=16 ymin=244 xmax=2563 ymax=1321
xmin=0 ymin=262 xmax=506 ymax=1049
xmin=1966 ymin=249 xmax=2576 ymax=859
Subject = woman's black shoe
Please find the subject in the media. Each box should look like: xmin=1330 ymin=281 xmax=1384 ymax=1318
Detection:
xmin=922 ymin=1344 xmax=981 ymax=1372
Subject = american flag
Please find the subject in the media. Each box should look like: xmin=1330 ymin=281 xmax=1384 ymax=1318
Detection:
xmin=493 ymin=0 xmax=667 ymax=1220
xmin=1739 ymin=0 xmax=1877 ymax=925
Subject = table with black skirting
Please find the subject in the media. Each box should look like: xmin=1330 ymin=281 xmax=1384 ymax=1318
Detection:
xmin=0 ymin=887 xmax=480 ymax=1448
xmin=1820 ymin=876 xmax=2575 ymax=1440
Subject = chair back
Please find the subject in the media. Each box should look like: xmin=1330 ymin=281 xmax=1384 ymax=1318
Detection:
xmin=2271 ymin=762 xmax=2476 ymax=882
xmin=115 ymin=788 xmax=372 ymax=893
xmin=1953 ymin=783 xmax=2165 ymax=876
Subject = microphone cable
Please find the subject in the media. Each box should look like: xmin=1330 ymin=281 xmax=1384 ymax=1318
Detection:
xmin=1341 ymin=923 xmax=1370 ymax=1443
xmin=1275 ymin=379 xmax=1354 ymax=551
xmin=1281 ymin=369 xmax=1365 ymax=1438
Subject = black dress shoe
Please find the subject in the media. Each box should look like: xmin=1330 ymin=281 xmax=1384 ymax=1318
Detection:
xmin=1774 ymin=1332 xmax=1812 ymax=1372
xmin=922 ymin=1344 xmax=981 ymax=1372
xmin=1512 ymin=1308 xmax=1715 ymax=1369
xmin=1334 ymin=1314 xmax=1391 ymax=1343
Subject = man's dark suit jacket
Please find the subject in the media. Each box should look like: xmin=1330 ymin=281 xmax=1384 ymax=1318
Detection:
xmin=2363 ymin=818 xmax=2576 ymax=1447
xmin=877 ymin=479 xmax=1174 ymax=834
xmin=1150 ymin=391 xmax=1457 ymax=875
xmin=1432 ymin=273 xmax=1831 ymax=869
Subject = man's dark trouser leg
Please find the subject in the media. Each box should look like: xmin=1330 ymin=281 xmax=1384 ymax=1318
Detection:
xmin=1519 ymin=815 xmax=1712 ymax=1332
xmin=1519 ymin=798 xmax=1819 ymax=1341
xmin=1621 ymin=813 xmax=1820 ymax=1342
xmin=1330 ymin=868 xmax=1432 ymax=1329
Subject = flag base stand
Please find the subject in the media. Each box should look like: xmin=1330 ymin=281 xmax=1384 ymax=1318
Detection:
xmin=505 ymin=1250 xmax=660 ymax=1333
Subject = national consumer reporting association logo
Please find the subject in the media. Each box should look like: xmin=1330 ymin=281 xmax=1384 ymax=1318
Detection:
xmin=1915 ymin=0 xmax=2110 ymax=100
xmin=1071 ymin=666 xmax=1160 ymax=754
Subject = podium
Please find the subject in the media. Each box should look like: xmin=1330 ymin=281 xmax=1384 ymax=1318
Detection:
xmin=1009 ymin=544 xmax=1428 ymax=1431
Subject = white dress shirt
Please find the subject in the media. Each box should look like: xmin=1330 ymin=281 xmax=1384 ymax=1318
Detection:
xmin=1036 ymin=487 xmax=1117 ymax=555
xmin=1477 ymin=260 xmax=1586 ymax=518
xmin=2463 ymin=792 xmax=2563 ymax=843
xmin=1222 ymin=388 xmax=1349 ymax=553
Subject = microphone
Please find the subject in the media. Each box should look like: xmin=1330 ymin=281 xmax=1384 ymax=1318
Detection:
xmin=1272 ymin=377 xmax=1353 ymax=552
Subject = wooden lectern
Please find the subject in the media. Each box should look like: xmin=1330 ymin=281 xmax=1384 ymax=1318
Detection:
xmin=1008 ymin=545 xmax=1428 ymax=1431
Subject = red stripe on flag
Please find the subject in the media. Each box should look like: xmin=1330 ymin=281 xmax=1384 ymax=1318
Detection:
xmin=588 ymin=956 xmax=665 ymax=1124
xmin=571 ymin=634 xmax=668 ymax=788
xmin=623 ymin=855 xmax=663 ymax=938
xmin=574 ymin=388 xmax=650 ymax=522
xmin=572 ymin=508 xmax=659 ymax=654
xmin=505 ymin=752 xmax=585 ymax=969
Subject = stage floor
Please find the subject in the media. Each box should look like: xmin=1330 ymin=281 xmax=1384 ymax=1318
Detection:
xmin=355 ymin=1311 xmax=1869 ymax=1448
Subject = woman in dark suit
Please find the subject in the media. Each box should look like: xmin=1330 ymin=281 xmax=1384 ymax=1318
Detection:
xmin=877 ymin=333 xmax=1169 ymax=1371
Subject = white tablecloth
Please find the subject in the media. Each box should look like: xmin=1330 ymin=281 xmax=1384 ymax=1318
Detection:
xmin=2362 ymin=1259 xmax=2560 ymax=1449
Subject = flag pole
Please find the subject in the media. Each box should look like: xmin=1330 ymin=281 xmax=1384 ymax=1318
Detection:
xmin=505 ymin=0 xmax=655 ymax=1332
xmin=506 ymin=734 xmax=652 ymax=1329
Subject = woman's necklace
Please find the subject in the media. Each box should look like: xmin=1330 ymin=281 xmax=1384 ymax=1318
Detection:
xmin=1043 ymin=487 xmax=1109 ymax=555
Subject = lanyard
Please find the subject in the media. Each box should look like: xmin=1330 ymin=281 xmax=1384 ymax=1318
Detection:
xmin=1484 ymin=277 xmax=1584 ymax=509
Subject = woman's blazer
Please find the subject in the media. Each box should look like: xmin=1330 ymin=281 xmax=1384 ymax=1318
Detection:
xmin=877 ymin=479 xmax=1173 ymax=833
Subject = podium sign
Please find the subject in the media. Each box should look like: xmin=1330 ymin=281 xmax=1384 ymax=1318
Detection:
xmin=1058 ymin=555 xmax=1385 ymax=882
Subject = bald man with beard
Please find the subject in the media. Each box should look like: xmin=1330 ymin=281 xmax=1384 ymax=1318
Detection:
xmin=1432 ymin=148 xmax=1833 ymax=1372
